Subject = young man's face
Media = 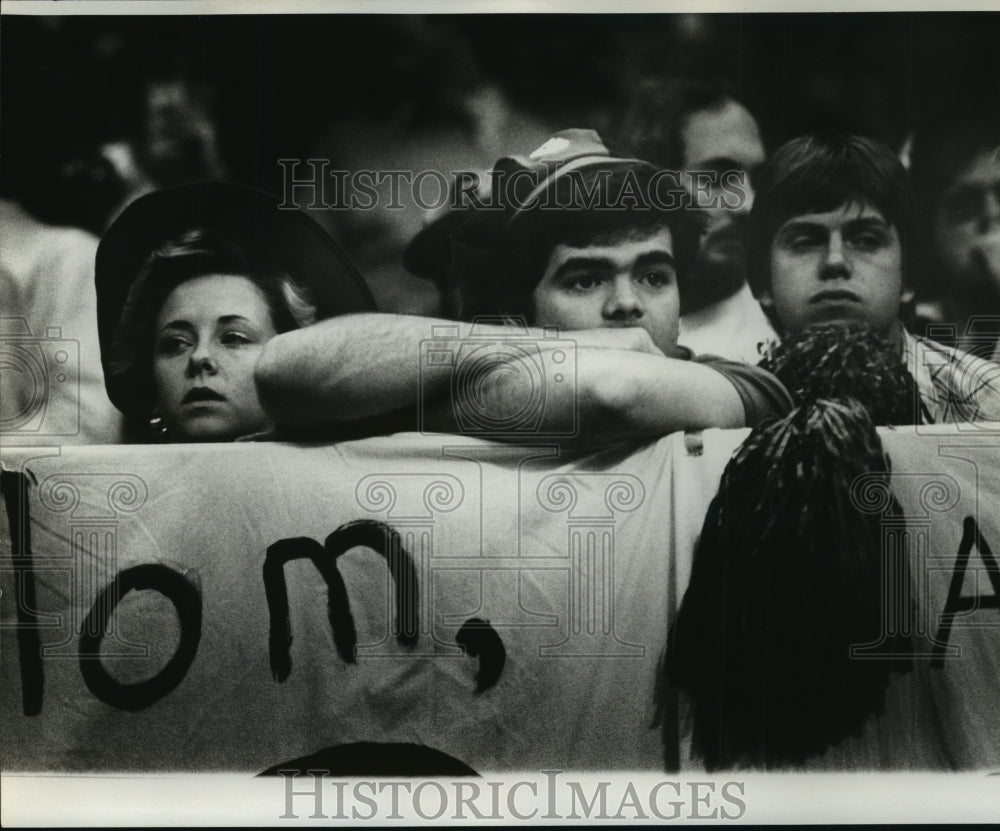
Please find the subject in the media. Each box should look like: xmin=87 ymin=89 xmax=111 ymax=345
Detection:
xmin=531 ymin=225 xmax=680 ymax=354
xmin=761 ymin=202 xmax=903 ymax=335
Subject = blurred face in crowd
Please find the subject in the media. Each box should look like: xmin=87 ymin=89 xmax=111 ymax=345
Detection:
xmin=312 ymin=115 xmax=499 ymax=317
xmin=932 ymin=148 xmax=1000 ymax=303
xmin=532 ymin=225 xmax=680 ymax=354
xmin=681 ymin=100 xmax=766 ymax=300
xmin=154 ymin=274 xmax=277 ymax=441
xmin=761 ymin=202 xmax=903 ymax=335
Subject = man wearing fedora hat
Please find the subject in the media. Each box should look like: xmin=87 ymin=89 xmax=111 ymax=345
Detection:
xmin=255 ymin=130 xmax=792 ymax=444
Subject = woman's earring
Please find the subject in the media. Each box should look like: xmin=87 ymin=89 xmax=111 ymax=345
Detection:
xmin=149 ymin=410 xmax=168 ymax=441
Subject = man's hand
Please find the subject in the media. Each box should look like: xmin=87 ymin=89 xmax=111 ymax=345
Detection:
xmin=560 ymin=326 xmax=668 ymax=357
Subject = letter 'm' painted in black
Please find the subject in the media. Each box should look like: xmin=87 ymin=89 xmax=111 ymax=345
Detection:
xmin=263 ymin=537 xmax=356 ymax=681
xmin=263 ymin=522 xmax=418 ymax=683
xmin=78 ymin=563 xmax=202 ymax=711
xmin=1 ymin=470 xmax=43 ymax=715
xmin=324 ymin=520 xmax=418 ymax=647
xmin=933 ymin=516 xmax=1000 ymax=667
xmin=455 ymin=617 xmax=505 ymax=693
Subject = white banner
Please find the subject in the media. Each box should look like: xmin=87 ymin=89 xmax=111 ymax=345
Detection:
xmin=1 ymin=427 xmax=999 ymax=774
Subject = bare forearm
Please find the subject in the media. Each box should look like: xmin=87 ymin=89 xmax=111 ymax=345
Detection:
xmin=580 ymin=350 xmax=746 ymax=438
xmin=254 ymin=313 xmax=638 ymax=426
xmin=257 ymin=314 xmax=429 ymax=424
xmin=472 ymin=348 xmax=746 ymax=445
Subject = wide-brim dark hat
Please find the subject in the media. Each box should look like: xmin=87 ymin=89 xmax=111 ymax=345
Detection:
xmin=96 ymin=180 xmax=376 ymax=415
xmin=403 ymin=128 xmax=654 ymax=290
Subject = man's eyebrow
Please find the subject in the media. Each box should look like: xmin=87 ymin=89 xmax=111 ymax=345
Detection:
xmin=551 ymin=256 xmax=614 ymax=280
xmin=776 ymin=215 xmax=893 ymax=238
xmin=843 ymin=216 xmax=892 ymax=232
xmin=775 ymin=219 xmax=826 ymax=237
xmin=633 ymin=251 xmax=676 ymax=270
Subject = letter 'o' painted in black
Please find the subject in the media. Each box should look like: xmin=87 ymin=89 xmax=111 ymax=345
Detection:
xmin=79 ymin=564 xmax=202 ymax=712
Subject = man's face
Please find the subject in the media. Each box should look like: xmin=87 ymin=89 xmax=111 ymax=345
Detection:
xmin=761 ymin=202 xmax=903 ymax=335
xmin=932 ymin=148 xmax=1000 ymax=304
xmin=681 ymin=100 xmax=766 ymax=299
xmin=531 ymin=225 xmax=680 ymax=354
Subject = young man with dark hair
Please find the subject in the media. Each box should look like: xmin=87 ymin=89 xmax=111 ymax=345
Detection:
xmin=255 ymin=130 xmax=792 ymax=443
xmin=746 ymin=132 xmax=1000 ymax=424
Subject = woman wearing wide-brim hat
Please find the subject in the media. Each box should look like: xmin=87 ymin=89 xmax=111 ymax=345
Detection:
xmin=96 ymin=180 xmax=375 ymax=442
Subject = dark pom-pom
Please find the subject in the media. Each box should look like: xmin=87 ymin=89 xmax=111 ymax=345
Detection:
xmin=665 ymin=398 xmax=914 ymax=769
xmin=759 ymin=325 xmax=921 ymax=423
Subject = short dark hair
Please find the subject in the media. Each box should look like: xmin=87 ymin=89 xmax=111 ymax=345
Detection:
xmin=746 ymin=132 xmax=912 ymax=300
xmin=615 ymin=77 xmax=738 ymax=169
xmin=110 ymin=228 xmax=315 ymax=421
xmin=453 ymin=163 xmax=705 ymax=320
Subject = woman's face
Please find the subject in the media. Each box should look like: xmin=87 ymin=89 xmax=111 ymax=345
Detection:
xmin=153 ymin=274 xmax=277 ymax=441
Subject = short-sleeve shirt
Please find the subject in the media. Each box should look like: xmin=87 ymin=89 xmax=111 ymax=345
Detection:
xmin=691 ymin=350 xmax=794 ymax=427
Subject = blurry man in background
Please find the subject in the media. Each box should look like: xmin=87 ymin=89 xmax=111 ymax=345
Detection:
xmin=909 ymin=100 xmax=1000 ymax=361
xmin=304 ymin=19 xmax=553 ymax=317
xmin=617 ymin=77 xmax=775 ymax=363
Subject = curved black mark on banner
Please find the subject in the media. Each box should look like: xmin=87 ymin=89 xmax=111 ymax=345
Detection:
xmin=263 ymin=537 xmax=355 ymax=681
xmin=258 ymin=742 xmax=478 ymax=777
xmin=263 ymin=522 xmax=419 ymax=682
xmin=455 ymin=617 xmax=505 ymax=693
xmin=324 ymin=520 xmax=418 ymax=647
xmin=78 ymin=563 xmax=202 ymax=712
xmin=933 ymin=516 xmax=1000 ymax=667
xmin=1 ymin=470 xmax=44 ymax=716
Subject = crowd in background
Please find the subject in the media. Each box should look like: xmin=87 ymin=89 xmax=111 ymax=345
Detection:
xmin=2 ymin=12 xmax=1000 ymax=443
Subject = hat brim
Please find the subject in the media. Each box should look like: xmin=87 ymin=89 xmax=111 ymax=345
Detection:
xmin=96 ymin=180 xmax=376 ymax=415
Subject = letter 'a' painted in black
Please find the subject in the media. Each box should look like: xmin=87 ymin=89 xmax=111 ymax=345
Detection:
xmin=78 ymin=563 xmax=202 ymax=712
xmin=933 ymin=516 xmax=1000 ymax=666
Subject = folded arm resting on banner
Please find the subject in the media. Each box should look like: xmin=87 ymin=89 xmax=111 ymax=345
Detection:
xmin=256 ymin=314 xmax=665 ymax=423
xmin=255 ymin=313 xmax=743 ymax=444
